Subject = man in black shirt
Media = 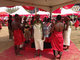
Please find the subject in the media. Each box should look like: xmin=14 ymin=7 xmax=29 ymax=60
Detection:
xmin=8 ymin=15 xmax=13 ymax=40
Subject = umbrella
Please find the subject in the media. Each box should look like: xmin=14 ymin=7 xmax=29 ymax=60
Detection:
xmin=0 ymin=12 xmax=8 ymax=16
xmin=61 ymin=8 xmax=77 ymax=15
xmin=11 ymin=6 xmax=30 ymax=15
xmin=52 ymin=4 xmax=74 ymax=13
xmin=63 ymin=4 xmax=74 ymax=9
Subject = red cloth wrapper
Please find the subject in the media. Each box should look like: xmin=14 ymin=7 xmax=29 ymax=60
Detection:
xmin=13 ymin=29 xmax=25 ymax=45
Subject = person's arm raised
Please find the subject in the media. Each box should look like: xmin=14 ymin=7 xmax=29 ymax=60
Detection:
xmin=50 ymin=23 xmax=55 ymax=33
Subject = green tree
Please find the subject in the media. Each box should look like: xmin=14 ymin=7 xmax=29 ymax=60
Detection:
xmin=6 ymin=7 xmax=19 ymax=14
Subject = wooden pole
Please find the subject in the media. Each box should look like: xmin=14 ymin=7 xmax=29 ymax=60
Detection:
xmin=50 ymin=11 xmax=52 ymax=20
xmin=49 ymin=6 xmax=52 ymax=21
xmin=35 ymin=8 xmax=37 ymax=15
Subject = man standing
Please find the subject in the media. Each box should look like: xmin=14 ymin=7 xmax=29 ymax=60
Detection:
xmin=30 ymin=16 xmax=34 ymax=38
xmin=33 ymin=15 xmax=44 ymax=57
xmin=23 ymin=16 xmax=27 ymax=33
xmin=8 ymin=15 xmax=13 ymax=40
xmin=12 ymin=14 xmax=25 ymax=56
xmin=63 ymin=16 xmax=71 ymax=50
xmin=50 ymin=15 xmax=64 ymax=60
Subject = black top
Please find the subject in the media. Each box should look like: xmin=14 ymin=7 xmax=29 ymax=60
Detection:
xmin=8 ymin=19 xmax=12 ymax=30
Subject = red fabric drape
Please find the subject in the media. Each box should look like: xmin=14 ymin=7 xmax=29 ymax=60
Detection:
xmin=38 ymin=8 xmax=46 ymax=11
xmin=63 ymin=4 xmax=74 ymax=9
xmin=6 ymin=6 xmax=15 ymax=8
xmin=22 ymin=6 xmax=34 ymax=10
xmin=52 ymin=4 xmax=74 ymax=13
xmin=52 ymin=8 xmax=61 ymax=13
xmin=0 ymin=12 xmax=8 ymax=16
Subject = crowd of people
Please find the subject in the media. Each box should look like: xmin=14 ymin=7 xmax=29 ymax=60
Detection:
xmin=0 ymin=14 xmax=74 ymax=60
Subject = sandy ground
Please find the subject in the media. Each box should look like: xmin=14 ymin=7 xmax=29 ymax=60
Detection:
xmin=71 ymin=26 xmax=80 ymax=51
xmin=0 ymin=26 xmax=13 ymax=53
xmin=0 ymin=26 xmax=80 ymax=53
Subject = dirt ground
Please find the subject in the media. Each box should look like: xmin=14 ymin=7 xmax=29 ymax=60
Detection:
xmin=0 ymin=26 xmax=80 ymax=53
xmin=0 ymin=26 xmax=13 ymax=53
xmin=71 ymin=26 xmax=80 ymax=50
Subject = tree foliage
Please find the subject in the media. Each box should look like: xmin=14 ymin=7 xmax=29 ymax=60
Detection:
xmin=6 ymin=7 xmax=19 ymax=14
